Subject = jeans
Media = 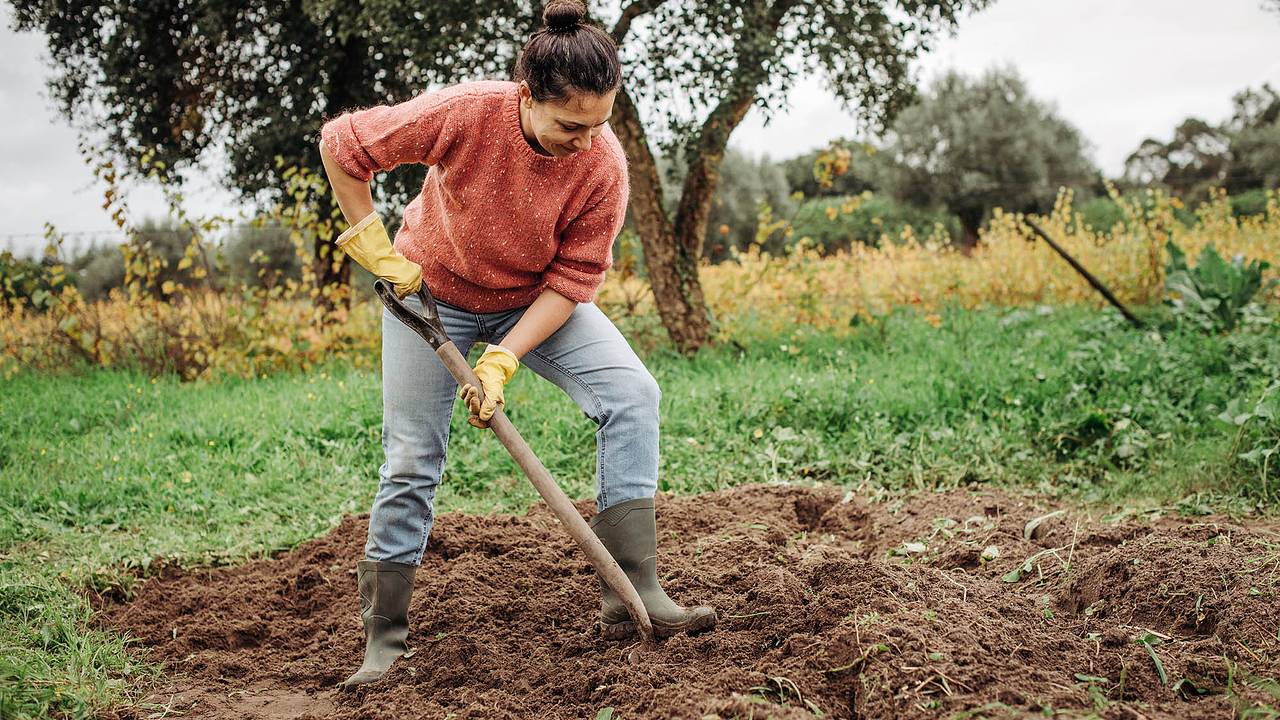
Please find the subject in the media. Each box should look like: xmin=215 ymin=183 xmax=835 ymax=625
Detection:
xmin=367 ymin=295 xmax=661 ymax=565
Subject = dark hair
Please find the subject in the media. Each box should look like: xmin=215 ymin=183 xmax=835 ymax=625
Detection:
xmin=514 ymin=0 xmax=622 ymax=103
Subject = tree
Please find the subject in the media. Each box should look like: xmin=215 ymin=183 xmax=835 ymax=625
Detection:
xmin=876 ymin=68 xmax=1097 ymax=249
xmin=598 ymin=1 xmax=986 ymax=350
xmin=8 ymin=0 xmax=433 ymax=296
xmin=67 ymin=243 xmax=125 ymax=301
xmin=222 ymin=222 xmax=302 ymax=288
xmin=1122 ymin=118 xmax=1230 ymax=200
xmin=1223 ymin=84 xmax=1280 ymax=192
xmin=11 ymin=0 xmax=986 ymax=352
xmin=1122 ymin=83 xmax=1280 ymax=199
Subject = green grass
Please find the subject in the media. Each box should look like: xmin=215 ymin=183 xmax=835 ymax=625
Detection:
xmin=2 ymin=305 xmax=1279 ymax=718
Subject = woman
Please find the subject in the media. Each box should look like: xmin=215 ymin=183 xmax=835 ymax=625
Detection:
xmin=318 ymin=0 xmax=716 ymax=689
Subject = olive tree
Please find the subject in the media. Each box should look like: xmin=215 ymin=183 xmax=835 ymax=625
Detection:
xmin=877 ymin=68 xmax=1097 ymax=249
xmin=10 ymin=0 xmax=986 ymax=351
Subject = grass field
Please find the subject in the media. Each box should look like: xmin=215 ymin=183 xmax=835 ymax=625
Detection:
xmin=2 ymin=305 xmax=1279 ymax=718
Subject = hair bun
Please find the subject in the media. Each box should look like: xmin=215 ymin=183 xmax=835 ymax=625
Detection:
xmin=543 ymin=0 xmax=585 ymax=32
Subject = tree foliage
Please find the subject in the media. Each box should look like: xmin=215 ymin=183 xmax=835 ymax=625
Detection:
xmin=789 ymin=194 xmax=961 ymax=251
xmin=8 ymin=0 xmax=436 ymax=212
xmin=703 ymin=151 xmax=795 ymax=261
xmin=875 ymin=67 xmax=1097 ymax=247
xmin=1123 ymin=119 xmax=1230 ymax=199
xmin=67 ymin=243 xmax=126 ymax=301
xmin=12 ymin=0 xmax=988 ymax=351
xmin=1123 ymin=84 xmax=1280 ymax=200
xmin=1222 ymin=84 xmax=1280 ymax=192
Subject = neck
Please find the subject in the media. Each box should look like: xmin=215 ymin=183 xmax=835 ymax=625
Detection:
xmin=518 ymin=101 xmax=554 ymax=157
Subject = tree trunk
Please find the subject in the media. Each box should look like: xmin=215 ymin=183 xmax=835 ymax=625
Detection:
xmin=604 ymin=1 xmax=794 ymax=354
xmin=956 ymin=206 xmax=983 ymax=255
xmin=673 ymin=91 xmax=757 ymax=262
xmin=609 ymin=88 xmax=712 ymax=354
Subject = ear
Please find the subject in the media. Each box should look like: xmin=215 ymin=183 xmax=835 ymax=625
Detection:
xmin=517 ymin=81 xmax=533 ymax=107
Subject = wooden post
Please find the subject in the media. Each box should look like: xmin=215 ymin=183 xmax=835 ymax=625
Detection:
xmin=1023 ymin=219 xmax=1145 ymax=329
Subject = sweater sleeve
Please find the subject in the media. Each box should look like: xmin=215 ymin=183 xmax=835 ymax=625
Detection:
xmin=542 ymin=170 xmax=629 ymax=304
xmin=319 ymin=85 xmax=470 ymax=182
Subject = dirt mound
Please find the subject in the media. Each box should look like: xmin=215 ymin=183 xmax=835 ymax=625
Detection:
xmin=94 ymin=484 xmax=1280 ymax=719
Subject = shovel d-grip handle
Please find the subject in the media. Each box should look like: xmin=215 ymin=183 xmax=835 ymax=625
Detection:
xmin=373 ymin=279 xmax=656 ymax=650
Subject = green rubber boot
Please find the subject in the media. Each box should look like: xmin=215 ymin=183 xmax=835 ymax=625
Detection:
xmin=589 ymin=497 xmax=717 ymax=640
xmin=339 ymin=559 xmax=417 ymax=689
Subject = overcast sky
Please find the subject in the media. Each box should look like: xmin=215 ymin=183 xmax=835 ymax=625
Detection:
xmin=2 ymin=1 xmax=1278 ymax=256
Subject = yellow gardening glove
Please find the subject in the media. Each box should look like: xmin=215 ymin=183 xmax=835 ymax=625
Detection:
xmin=460 ymin=345 xmax=520 ymax=428
xmin=335 ymin=211 xmax=422 ymax=298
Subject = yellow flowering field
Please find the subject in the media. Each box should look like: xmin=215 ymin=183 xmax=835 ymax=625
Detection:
xmin=3 ymin=188 xmax=1276 ymax=378
xmin=600 ymin=188 xmax=1280 ymax=340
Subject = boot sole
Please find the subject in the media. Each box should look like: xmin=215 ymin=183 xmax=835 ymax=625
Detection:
xmin=601 ymin=611 xmax=717 ymax=640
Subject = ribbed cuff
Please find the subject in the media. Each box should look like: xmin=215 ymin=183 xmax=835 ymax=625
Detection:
xmin=336 ymin=211 xmax=380 ymax=247
xmin=543 ymin=268 xmax=603 ymax=304
xmin=486 ymin=344 xmax=519 ymax=363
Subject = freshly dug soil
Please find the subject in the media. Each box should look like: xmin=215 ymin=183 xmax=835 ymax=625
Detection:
xmin=94 ymin=484 xmax=1280 ymax=719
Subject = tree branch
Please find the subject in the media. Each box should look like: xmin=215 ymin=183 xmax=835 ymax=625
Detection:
xmin=671 ymin=1 xmax=794 ymax=251
xmin=611 ymin=0 xmax=665 ymax=44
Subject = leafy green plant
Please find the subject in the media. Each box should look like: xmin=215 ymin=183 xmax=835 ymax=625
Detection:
xmin=1219 ymin=382 xmax=1280 ymax=495
xmin=1164 ymin=239 xmax=1277 ymax=332
xmin=1135 ymin=632 xmax=1168 ymax=685
xmin=788 ymin=193 xmax=961 ymax=252
xmin=0 ymin=248 xmax=71 ymax=309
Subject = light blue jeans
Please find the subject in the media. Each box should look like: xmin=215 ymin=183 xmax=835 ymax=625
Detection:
xmin=367 ymin=295 xmax=661 ymax=565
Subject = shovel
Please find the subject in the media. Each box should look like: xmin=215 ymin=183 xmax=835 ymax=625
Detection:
xmin=372 ymin=279 xmax=656 ymax=654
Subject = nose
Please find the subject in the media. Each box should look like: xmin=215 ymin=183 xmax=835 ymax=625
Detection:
xmin=572 ymin=132 xmax=592 ymax=152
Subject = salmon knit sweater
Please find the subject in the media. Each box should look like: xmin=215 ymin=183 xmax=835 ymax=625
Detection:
xmin=320 ymin=80 xmax=630 ymax=312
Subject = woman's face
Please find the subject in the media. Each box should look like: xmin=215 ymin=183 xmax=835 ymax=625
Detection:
xmin=518 ymin=82 xmax=617 ymax=157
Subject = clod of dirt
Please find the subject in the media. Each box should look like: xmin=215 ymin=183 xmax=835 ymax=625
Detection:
xmin=94 ymin=484 xmax=1280 ymax=719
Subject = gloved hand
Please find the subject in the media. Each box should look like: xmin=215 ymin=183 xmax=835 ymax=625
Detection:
xmin=460 ymin=344 xmax=520 ymax=428
xmin=335 ymin=211 xmax=422 ymax=298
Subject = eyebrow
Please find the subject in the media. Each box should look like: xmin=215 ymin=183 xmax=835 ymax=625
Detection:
xmin=560 ymin=119 xmax=609 ymax=129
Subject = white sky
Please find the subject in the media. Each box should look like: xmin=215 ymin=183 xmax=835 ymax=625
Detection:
xmin=2 ymin=0 xmax=1278 ymax=257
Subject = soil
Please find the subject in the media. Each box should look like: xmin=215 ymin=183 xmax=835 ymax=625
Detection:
xmin=93 ymin=483 xmax=1280 ymax=719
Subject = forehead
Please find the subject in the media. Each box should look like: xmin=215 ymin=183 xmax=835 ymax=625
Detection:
xmin=550 ymin=90 xmax=616 ymax=125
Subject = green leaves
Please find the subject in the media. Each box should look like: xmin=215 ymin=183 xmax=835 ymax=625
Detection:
xmin=1164 ymin=239 xmax=1277 ymax=332
xmin=1135 ymin=633 xmax=1168 ymax=685
xmin=1217 ymin=388 xmax=1278 ymax=428
xmin=1216 ymin=383 xmax=1280 ymax=490
xmin=1001 ymin=549 xmax=1059 ymax=583
xmin=876 ymin=68 xmax=1097 ymax=242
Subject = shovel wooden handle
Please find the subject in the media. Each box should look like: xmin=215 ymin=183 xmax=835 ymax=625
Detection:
xmin=373 ymin=280 xmax=656 ymax=650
